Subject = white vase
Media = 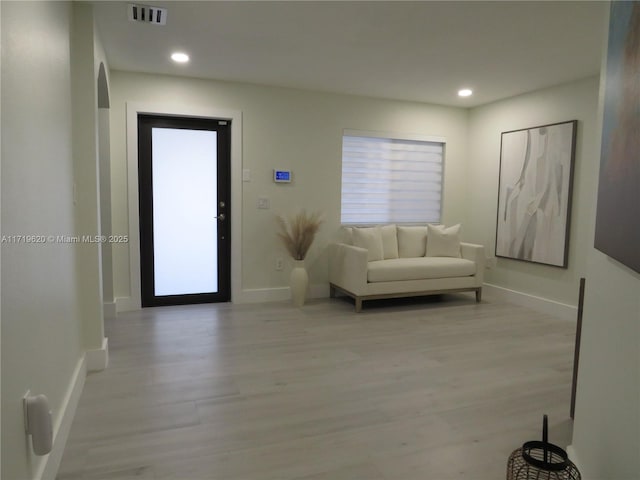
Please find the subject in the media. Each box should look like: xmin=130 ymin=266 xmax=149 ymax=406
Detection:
xmin=290 ymin=259 xmax=308 ymax=307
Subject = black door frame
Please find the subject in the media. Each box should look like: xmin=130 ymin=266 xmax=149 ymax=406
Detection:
xmin=137 ymin=114 xmax=231 ymax=307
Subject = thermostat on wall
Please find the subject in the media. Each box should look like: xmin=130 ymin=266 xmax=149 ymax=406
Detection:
xmin=274 ymin=169 xmax=292 ymax=183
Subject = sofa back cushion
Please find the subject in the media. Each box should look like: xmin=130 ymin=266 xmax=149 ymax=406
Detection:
xmin=352 ymin=226 xmax=384 ymax=261
xmin=397 ymin=226 xmax=428 ymax=257
xmin=426 ymin=223 xmax=462 ymax=257
xmin=380 ymin=224 xmax=399 ymax=259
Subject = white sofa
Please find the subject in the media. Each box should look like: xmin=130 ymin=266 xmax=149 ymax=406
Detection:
xmin=329 ymin=224 xmax=485 ymax=312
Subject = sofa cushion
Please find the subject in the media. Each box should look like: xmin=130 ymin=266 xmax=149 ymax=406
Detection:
xmin=380 ymin=224 xmax=399 ymax=259
xmin=367 ymin=257 xmax=476 ymax=283
xmin=426 ymin=223 xmax=462 ymax=258
xmin=353 ymin=226 xmax=384 ymax=261
xmin=397 ymin=226 xmax=428 ymax=257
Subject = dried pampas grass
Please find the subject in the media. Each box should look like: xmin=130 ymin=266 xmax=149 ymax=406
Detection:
xmin=276 ymin=210 xmax=323 ymax=260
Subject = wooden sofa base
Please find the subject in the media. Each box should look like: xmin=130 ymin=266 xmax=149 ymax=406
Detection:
xmin=329 ymin=283 xmax=482 ymax=313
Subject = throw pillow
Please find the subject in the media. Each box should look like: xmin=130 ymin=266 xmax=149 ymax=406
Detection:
xmin=352 ymin=226 xmax=384 ymax=261
xmin=426 ymin=223 xmax=462 ymax=258
xmin=397 ymin=226 xmax=428 ymax=257
xmin=380 ymin=224 xmax=399 ymax=259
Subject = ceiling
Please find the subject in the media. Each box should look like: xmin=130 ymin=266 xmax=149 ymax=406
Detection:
xmin=92 ymin=1 xmax=606 ymax=108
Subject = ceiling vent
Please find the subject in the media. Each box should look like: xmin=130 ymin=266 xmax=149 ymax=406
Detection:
xmin=128 ymin=4 xmax=167 ymax=25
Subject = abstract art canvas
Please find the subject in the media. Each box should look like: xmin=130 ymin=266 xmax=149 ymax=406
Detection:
xmin=496 ymin=121 xmax=577 ymax=268
xmin=594 ymin=1 xmax=640 ymax=274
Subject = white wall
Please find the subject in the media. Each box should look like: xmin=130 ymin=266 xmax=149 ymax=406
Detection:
xmin=94 ymin=9 xmax=115 ymax=314
xmin=71 ymin=3 xmax=105 ymax=353
xmin=1 ymin=2 xmax=83 ymax=479
xmin=109 ymin=72 xmax=469 ymax=303
xmin=467 ymin=77 xmax=601 ymax=307
xmin=1 ymin=2 xmax=108 ymax=478
xmin=0 ymin=0 xmax=3 ymax=472
xmin=568 ymin=5 xmax=640 ymax=478
xmin=569 ymin=250 xmax=640 ymax=479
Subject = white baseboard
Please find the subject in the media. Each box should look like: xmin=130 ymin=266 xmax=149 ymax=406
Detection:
xmin=483 ymin=283 xmax=577 ymax=320
xmin=241 ymin=284 xmax=329 ymax=304
xmin=115 ymin=296 xmax=139 ymax=313
xmin=241 ymin=287 xmax=290 ymax=304
xmin=86 ymin=337 xmax=109 ymax=372
xmin=115 ymin=285 xmax=330 ymax=308
xmin=103 ymin=301 xmax=116 ymax=318
xmin=37 ymin=356 xmax=86 ymax=480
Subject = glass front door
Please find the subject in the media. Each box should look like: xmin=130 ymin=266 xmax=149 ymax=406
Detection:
xmin=138 ymin=115 xmax=231 ymax=306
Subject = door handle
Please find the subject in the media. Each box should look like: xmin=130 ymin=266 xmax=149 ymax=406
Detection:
xmin=215 ymin=213 xmax=226 ymax=221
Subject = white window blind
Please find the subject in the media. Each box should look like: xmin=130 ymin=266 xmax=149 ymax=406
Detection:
xmin=341 ymin=133 xmax=444 ymax=225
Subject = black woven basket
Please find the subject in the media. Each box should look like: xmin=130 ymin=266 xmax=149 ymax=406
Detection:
xmin=507 ymin=415 xmax=581 ymax=480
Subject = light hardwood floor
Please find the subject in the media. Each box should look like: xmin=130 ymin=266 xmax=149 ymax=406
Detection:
xmin=57 ymin=293 xmax=576 ymax=480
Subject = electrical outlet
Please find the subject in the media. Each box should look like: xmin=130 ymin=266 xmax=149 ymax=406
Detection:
xmin=257 ymin=197 xmax=270 ymax=209
xmin=275 ymin=257 xmax=284 ymax=271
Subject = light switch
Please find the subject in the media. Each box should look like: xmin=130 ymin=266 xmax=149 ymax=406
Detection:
xmin=242 ymin=169 xmax=251 ymax=182
xmin=257 ymin=197 xmax=270 ymax=209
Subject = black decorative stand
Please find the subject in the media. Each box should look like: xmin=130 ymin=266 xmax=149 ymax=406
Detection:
xmin=507 ymin=415 xmax=581 ymax=480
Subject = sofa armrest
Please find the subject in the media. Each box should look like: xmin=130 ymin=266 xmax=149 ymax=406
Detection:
xmin=328 ymin=243 xmax=369 ymax=295
xmin=460 ymin=242 xmax=485 ymax=284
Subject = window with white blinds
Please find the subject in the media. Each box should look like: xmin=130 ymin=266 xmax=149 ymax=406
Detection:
xmin=341 ymin=132 xmax=445 ymax=225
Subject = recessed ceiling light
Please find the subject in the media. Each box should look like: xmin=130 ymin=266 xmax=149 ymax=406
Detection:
xmin=458 ymin=88 xmax=473 ymax=97
xmin=171 ymin=52 xmax=189 ymax=63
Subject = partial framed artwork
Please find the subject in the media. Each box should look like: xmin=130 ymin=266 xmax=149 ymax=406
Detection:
xmin=495 ymin=120 xmax=578 ymax=268
xmin=594 ymin=1 xmax=640 ymax=275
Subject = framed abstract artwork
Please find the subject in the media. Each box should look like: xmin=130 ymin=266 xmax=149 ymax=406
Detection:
xmin=495 ymin=120 xmax=578 ymax=268
xmin=594 ymin=2 xmax=640 ymax=274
